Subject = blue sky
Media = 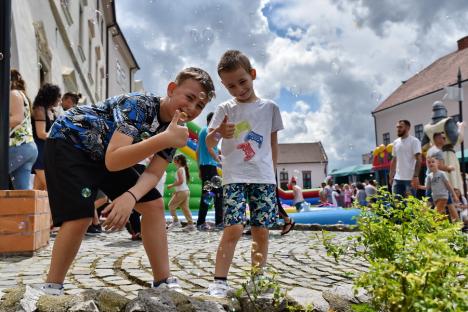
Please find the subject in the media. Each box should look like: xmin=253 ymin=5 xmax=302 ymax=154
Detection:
xmin=115 ymin=0 xmax=468 ymax=170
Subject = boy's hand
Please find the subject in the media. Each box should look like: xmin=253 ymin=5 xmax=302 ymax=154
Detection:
xmin=102 ymin=192 xmax=136 ymax=231
xmin=216 ymin=116 xmax=235 ymax=139
xmin=166 ymin=110 xmax=189 ymax=148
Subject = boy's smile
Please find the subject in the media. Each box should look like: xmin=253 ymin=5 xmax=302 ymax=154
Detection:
xmin=160 ymin=79 xmax=209 ymax=123
xmin=220 ymin=67 xmax=257 ymax=103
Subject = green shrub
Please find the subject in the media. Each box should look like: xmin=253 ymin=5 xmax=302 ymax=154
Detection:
xmin=321 ymin=190 xmax=468 ymax=312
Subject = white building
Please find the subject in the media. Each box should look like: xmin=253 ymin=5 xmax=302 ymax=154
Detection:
xmin=10 ymin=0 xmax=139 ymax=104
xmin=372 ymin=36 xmax=468 ymax=147
xmin=276 ymin=142 xmax=328 ymax=190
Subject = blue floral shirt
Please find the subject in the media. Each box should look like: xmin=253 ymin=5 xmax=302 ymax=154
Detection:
xmin=49 ymin=92 xmax=175 ymax=162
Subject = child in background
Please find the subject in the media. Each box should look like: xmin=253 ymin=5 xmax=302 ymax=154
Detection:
xmin=291 ymin=179 xmax=305 ymax=211
xmin=167 ymin=154 xmax=195 ymax=231
xmin=420 ymin=157 xmax=459 ymax=221
xmin=206 ymin=50 xmax=283 ymax=297
xmin=356 ymin=182 xmax=367 ymax=206
xmin=343 ymin=184 xmax=352 ymax=207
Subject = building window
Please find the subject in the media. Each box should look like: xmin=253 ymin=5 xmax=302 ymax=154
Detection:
xmin=414 ymin=124 xmax=423 ymax=141
xmin=78 ymin=4 xmax=85 ymax=61
xmin=383 ymin=132 xmax=390 ymax=145
xmin=302 ymin=171 xmax=311 ymax=189
xmin=279 ymin=170 xmax=289 ymax=190
xmin=88 ymin=37 xmax=93 ymax=83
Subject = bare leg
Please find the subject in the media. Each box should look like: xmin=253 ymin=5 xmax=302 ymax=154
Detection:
xmin=214 ymin=224 xmax=243 ymax=278
xmin=135 ymin=199 xmax=169 ymax=281
xmin=46 ymin=218 xmax=92 ymax=283
xmin=435 ymin=199 xmax=448 ymax=216
xmin=34 ymin=170 xmax=47 ymax=190
xmin=447 ymin=204 xmax=460 ymax=222
xmin=251 ymin=226 xmax=269 ymax=269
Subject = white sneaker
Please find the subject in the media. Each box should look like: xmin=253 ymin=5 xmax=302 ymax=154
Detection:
xmin=182 ymin=224 xmax=196 ymax=232
xmin=207 ymin=280 xmax=231 ymax=298
xmin=153 ymin=276 xmax=184 ymax=293
xmin=30 ymin=283 xmax=64 ymax=296
xmin=20 ymin=283 xmax=64 ymax=312
xmin=167 ymin=221 xmax=182 ymax=231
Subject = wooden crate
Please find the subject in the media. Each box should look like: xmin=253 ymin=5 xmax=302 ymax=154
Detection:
xmin=0 ymin=190 xmax=51 ymax=254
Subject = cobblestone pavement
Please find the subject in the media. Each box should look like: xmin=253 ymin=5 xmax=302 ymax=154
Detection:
xmin=0 ymin=229 xmax=368 ymax=300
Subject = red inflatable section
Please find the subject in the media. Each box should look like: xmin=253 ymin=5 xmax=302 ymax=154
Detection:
xmin=277 ymin=188 xmax=320 ymax=200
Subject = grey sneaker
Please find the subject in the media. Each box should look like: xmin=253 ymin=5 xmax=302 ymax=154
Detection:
xmin=197 ymin=223 xmax=211 ymax=231
xmin=30 ymin=283 xmax=64 ymax=296
xmin=182 ymin=224 xmax=196 ymax=232
xmin=167 ymin=221 xmax=182 ymax=231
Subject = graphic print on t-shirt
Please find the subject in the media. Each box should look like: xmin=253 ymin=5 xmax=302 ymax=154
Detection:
xmin=234 ymin=121 xmax=264 ymax=161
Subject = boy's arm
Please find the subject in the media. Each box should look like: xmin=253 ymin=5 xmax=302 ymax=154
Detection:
xmin=389 ymin=156 xmax=397 ymax=184
xmin=105 ymin=111 xmax=187 ymax=171
xmin=271 ymin=131 xmax=278 ymax=167
xmin=443 ymin=177 xmax=459 ymax=203
xmin=102 ymin=155 xmax=169 ymax=230
xmin=206 ymin=116 xmax=235 ymax=149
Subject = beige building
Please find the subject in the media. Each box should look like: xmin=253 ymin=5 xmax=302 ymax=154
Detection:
xmin=372 ymin=36 xmax=468 ymax=147
xmin=276 ymin=142 xmax=328 ymax=190
xmin=10 ymin=0 xmax=139 ymax=104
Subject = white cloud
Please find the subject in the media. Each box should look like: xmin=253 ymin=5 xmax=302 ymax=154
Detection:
xmin=115 ymin=0 xmax=468 ymax=170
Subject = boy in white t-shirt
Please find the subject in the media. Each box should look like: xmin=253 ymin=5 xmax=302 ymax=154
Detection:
xmin=205 ymin=50 xmax=284 ymax=297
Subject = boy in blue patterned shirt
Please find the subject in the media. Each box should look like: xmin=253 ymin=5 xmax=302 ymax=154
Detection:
xmin=30 ymin=67 xmax=215 ymax=295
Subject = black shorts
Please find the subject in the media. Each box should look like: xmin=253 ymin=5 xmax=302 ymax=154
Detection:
xmin=44 ymin=139 xmax=161 ymax=226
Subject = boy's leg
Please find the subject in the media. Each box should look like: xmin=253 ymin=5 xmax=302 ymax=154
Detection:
xmin=435 ymin=199 xmax=448 ymax=215
xmin=248 ymin=184 xmax=277 ymax=270
xmin=197 ymin=165 xmax=210 ymax=226
xmin=447 ymin=204 xmax=460 ymax=222
xmin=251 ymin=227 xmax=269 ymax=268
xmin=46 ymin=218 xmax=92 ymax=283
xmin=135 ymin=199 xmax=169 ymax=282
xmin=214 ymin=224 xmax=244 ymax=277
xmin=214 ymin=183 xmax=246 ymax=278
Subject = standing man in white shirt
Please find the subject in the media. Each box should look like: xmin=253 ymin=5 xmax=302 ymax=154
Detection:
xmin=389 ymin=120 xmax=422 ymax=198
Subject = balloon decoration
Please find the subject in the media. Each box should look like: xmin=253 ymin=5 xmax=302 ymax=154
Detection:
xmin=372 ymin=143 xmax=393 ymax=170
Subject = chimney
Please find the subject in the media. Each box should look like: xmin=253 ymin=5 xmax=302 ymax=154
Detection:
xmin=457 ymin=36 xmax=468 ymax=51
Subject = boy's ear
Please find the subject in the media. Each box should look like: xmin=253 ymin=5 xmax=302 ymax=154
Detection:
xmin=167 ymin=82 xmax=177 ymax=96
xmin=250 ymin=68 xmax=257 ymax=80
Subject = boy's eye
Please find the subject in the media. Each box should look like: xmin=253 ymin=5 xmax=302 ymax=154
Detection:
xmin=240 ymin=80 xmax=246 ymax=84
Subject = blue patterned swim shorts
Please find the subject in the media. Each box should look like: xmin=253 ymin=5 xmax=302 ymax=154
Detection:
xmin=223 ymin=183 xmax=277 ymax=228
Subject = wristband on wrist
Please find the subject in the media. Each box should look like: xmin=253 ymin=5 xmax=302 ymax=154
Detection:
xmin=126 ymin=190 xmax=138 ymax=203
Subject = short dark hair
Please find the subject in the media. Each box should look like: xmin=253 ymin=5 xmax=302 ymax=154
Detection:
xmin=217 ymin=50 xmax=252 ymax=75
xmin=207 ymin=112 xmax=214 ymax=125
xmin=62 ymin=92 xmax=82 ymax=105
xmin=175 ymin=67 xmax=216 ymax=102
xmin=398 ymin=120 xmax=411 ymax=128
xmin=433 ymin=132 xmax=444 ymax=140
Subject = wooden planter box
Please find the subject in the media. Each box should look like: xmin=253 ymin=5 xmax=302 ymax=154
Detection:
xmin=0 ymin=190 xmax=50 ymax=255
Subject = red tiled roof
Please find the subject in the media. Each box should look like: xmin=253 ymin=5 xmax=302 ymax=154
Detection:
xmin=278 ymin=142 xmax=328 ymax=164
xmin=373 ymin=37 xmax=468 ymax=113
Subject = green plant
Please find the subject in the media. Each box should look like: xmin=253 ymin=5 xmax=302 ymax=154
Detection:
xmin=235 ymin=266 xmax=313 ymax=312
xmin=321 ymin=189 xmax=468 ymax=312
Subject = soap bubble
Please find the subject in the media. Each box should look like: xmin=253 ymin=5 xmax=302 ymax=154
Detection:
xmin=81 ymin=188 xmax=92 ymax=198
xmin=331 ymin=62 xmax=341 ymax=75
xmin=190 ymin=28 xmax=200 ymax=42
xmin=337 ymin=220 xmax=344 ymax=230
xmin=0 ymin=52 xmax=3 ymax=61
xmin=140 ymin=132 xmax=150 ymax=140
xmin=202 ymin=27 xmax=214 ymax=42
xmin=371 ymin=90 xmax=382 ymax=103
xmin=199 ymin=91 xmax=206 ymax=100
xmin=203 ymin=181 xmax=213 ymax=192
xmin=211 ymin=176 xmax=222 ymax=188
xmin=37 ymin=63 xmax=42 ymax=69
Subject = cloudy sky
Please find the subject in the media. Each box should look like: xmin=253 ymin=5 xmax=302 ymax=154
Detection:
xmin=115 ymin=0 xmax=468 ymax=170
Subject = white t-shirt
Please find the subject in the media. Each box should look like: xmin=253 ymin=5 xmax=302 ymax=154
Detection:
xmin=392 ymin=135 xmax=421 ymax=181
xmin=210 ymin=98 xmax=284 ymax=185
xmin=174 ymin=168 xmax=189 ymax=192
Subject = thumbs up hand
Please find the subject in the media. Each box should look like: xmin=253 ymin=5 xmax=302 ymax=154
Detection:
xmin=165 ymin=110 xmax=189 ymax=148
xmin=216 ymin=115 xmax=235 ymax=139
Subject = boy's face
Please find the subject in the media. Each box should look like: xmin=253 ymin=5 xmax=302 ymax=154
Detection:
xmin=166 ymin=78 xmax=209 ymax=121
xmin=427 ymin=157 xmax=438 ymax=171
xmin=220 ymin=67 xmax=256 ymax=103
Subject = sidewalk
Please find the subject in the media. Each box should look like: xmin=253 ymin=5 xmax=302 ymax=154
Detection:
xmin=0 ymin=229 xmax=367 ymax=300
